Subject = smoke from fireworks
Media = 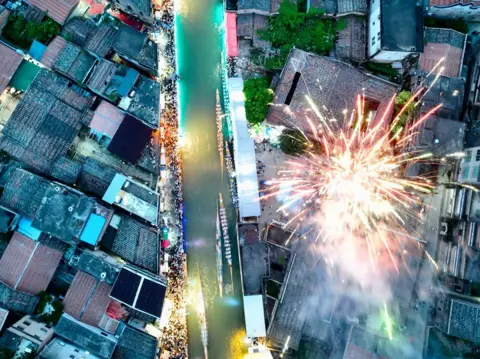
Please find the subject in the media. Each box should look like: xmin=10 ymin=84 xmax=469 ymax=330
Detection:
xmin=262 ymin=77 xmax=446 ymax=295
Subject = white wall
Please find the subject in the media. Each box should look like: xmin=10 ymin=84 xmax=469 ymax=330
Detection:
xmin=372 ymin=50 xmax=412 ymax=63
xmin=459 ymin=147 xmax=480 ymax=184
xmin=368 ymin=0 xmax=382 ymax=57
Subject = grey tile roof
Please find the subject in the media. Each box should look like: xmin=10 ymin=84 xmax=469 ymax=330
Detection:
xmin=112 ymin=26 xmax=157 ymax=73
xmin=309 ymin=0 xmax=366 ymax=14
xmin=334 ymin=15 xmax=367 ymax=62
xmin=77 ymin=157 xmax=117 ymax=197
xmin=237 ymin=0 xmax=270 ymax=12
xmin=0 ymin=69 xmax=93 ymax=175
xmin=55 ymin=314 xmax=117 ymax=359
xmin=54 ymin=42 xmax=97 ymax=83
xmin=0 ymin=169 xmax=49 ymax=218
xmin=0 ymin=282 xmax=39 ymax=314
xmin=268 ymin=49 xmax=397 ymax=137
xmin=113 ymin=326 xmax=157 ymax=359
xmin=424 ymin=27 xmax=465 ymax=49
xmin=85 ymin=24 xmax=118 ymax=58
xmin=50 ymin=156 xmax=82 ymax=185
xmin=110 ymin=216 xmax=159 ymax=273
xmin=447 ymin=299 xmax=480 ymax=342
xmin=61 ymin=17 xmax=95 ymax=47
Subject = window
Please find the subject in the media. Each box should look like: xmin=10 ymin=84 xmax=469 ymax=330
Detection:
xmin=476 ymin=150 xmax=480 ymax=161
xmin=465 ymin=151 xmax=472 ymax=163
xmin=100 ymin=332 xmax=108 ymax=337
xmin=472 ymin=166 xmax=479 ymax=180
xmin=40 ymin=327 xmax=48 ymax=333
xmin=377 ymin=32 xmax=381 ymax=40
xmin=23 ymin=321 xmax=31 ymax=326
xmin=74 ymin=349 xmax=80 ymax=353
xmin=69 ymin=355 xmax=75 ymax=359
xmin=373 ymin=21 xmax=375 ymax=26
xmin=462 ymin=166 xmax=470 ymax=179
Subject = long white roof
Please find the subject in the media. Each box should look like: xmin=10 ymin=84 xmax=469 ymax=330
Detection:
xmin=243 ymin=295 xmax=266 ymax=338
xmin=228 ymin=78 xmax=261 ymax=219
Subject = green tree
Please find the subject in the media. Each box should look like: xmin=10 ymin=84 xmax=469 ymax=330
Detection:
xmin=258 ymin=0 xmax=339 ymax=57
xmin=392 ymin=90 xmax=414 ymax=135
xmin=2 ymin=14 xmax=60 ymax=49
xmin=279 ymin=129 xmax=308 ymax=156
xmin=243 ymin=78 xmax=273 ymax=125
xmin=0 ymin=347 xmax=13 ymax=359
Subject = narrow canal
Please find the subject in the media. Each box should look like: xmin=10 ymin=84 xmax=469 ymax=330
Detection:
xmin=175 ymin=0 xmax=246 ymax=358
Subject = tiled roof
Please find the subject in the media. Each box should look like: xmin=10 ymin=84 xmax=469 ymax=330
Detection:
xmin=61 ymin=17 xmax=95 ymax=47
xmin=419 ymin=28 xmax=465 ymax=78
xmin=53 ymin=41 xmax=97 ymax=83
xmin=337 ymin=0 xmax=367 ymax=13
xmin=0 ymin=70 xmax=93 ymax=175
xmin=106 ymin=216 xmax=159 ymax=273
xmin=114 ymin=326 xmax=157 ymax=359
xmin=335 ymin=15 xmax=367 ymax=62
xmin=0 ymin=169 xmax=49 ymax=218
xmin=429 ymin=0 xmax=480 ymax=6
xmin=63 ymin=271 xmax=112 ymax=327
xmin=237 ymin=0 xmax=270 ymax=12
xmin=77 ymin=157 xmax=117 ymax=197
xmin=27 ymin=0 xmax=79 ymax=24
xmin=268 ymin=49 xmax=397 ymax=137
xmin=16 ymin=241 xmax=63 ymax=293
xmin=85 ymin=24 xmax=118 ymax=58
xmin=0 ymin=232 xmax=62 ymax=294
xmin=0 ymin=282 xmax=39 ymax=313
xmin=0 ymin=232 xmax=36 ymax=289
xmin=49 ymin=156 xmax=82 ymax=185
xmin=113 ymin=26 xmax=157 ymax=73
xmin=0 ymin=42 xmax=23 ymax=95
xmin=90 ymin=101 xmax=125 ymax=139
xmin=86 ymin=59 xmax=117 ymax=96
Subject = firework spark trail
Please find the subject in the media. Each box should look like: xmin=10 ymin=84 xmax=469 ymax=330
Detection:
xmin=263 ymin=84 xmax=444 ymax=292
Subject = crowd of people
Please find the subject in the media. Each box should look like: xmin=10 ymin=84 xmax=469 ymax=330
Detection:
xmin=155 ymin=2 xmax=188 ymax=358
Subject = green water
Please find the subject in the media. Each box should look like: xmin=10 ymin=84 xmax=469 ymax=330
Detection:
xmin=176 ymin=1 xmax=246 ymax=358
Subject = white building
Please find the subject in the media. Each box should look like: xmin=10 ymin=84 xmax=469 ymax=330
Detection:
xmin=459 ymin=147 xmax=480 ymax=184
xmin=427 ymin=1 xmax=480 ymax=21
xmin=368 ymin=0 xmax=424 ymax=62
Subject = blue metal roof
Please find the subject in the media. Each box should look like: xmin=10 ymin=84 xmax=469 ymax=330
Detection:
xmin=29 ymin=40 xmax=47 ymax=62
xmin=102 ymin=173 xmax=127 ymax=204
xmin=117 ymin=68 xmax=139 ymax=97
xmin=17 ymin=217 xmax=41 ymax=240
xmin=80 ymin=213 xmax=107 ymax=246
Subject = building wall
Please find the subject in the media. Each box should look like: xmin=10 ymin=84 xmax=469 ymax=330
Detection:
xmin=368 ymin=0 xmax=382 ymax=57
xmin=9 ymin=315 xmax=54 ymax=352
xmin=372 ymin=50 xmax=413 ymax=62
xmin=459 ymin=147 xmax=480 ymax=184
xmin=428 ymin=5 xmax=480 ymax=21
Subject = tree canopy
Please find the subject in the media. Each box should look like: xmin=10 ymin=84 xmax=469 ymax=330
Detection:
xmin=2 ymin=14 xmax=60 ymax=49
xmin=243 ymin=78 xmax=274 ymax=125
xmin=258 ymin=0 xmax=341 ymax=56
xmin=279 ymin=129 xmax=308 ymax=156
xmin=392 ymin=90 xmax=414 ymax=135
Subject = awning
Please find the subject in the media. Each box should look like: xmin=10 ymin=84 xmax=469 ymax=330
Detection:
xmin=226 ymin=12 xmax=238 ymax=57
xmin=243 ymin=295 xmax=266 ymax=337
xmin=228 ymin=78 xmax=261 ymax=219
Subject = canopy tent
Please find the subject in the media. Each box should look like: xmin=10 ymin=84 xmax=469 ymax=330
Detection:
xmin=243 ymin=295 xmax=266 ymax=338
xmin=228 ymin=78 xmax=261 ymax=220
xmin=226 ymin=12 xmax=238 ymax=57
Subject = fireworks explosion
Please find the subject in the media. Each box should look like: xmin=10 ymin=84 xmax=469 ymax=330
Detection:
xmin=263 ymin=73 xmax=447 ymax=286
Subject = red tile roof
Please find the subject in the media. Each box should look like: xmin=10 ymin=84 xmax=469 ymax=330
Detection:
xmin=0 ymin=232 xmax=62 ymax=294
xmin=81 ymin=281 xmax=112 ymax=327
xmin=0 ymin=232 xmax=36 ymax=288
xmin=420 ymin=43 xmax=463 ymax=78
xmin=40 ymin=36 xmax=67 ymax=69
xmin=16 ymin=243 xmax=63 ymax=293
xmin=0 ymin=43 xmax=23 ymax=95
xmin=27 ymin=0 xmax=79 ymax=24
xmin=63 ymin=271 xmax=112 ymax=327
xmin=63 ymin=271 xmax=96 ymax=320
